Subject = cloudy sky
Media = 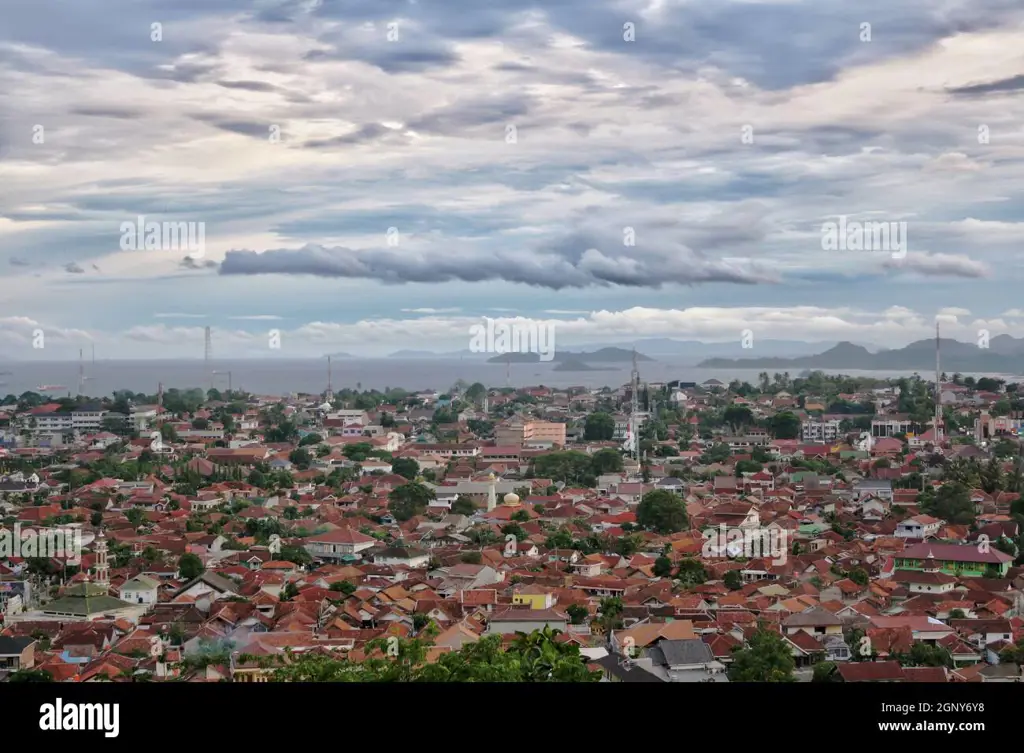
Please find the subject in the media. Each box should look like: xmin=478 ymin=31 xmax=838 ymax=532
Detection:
xmin=2 ymin=0 xmax=1024 ymax=359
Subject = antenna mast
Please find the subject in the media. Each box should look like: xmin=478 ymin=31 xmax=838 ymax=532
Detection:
xmin=204 ymin=326 xmax=213 ymax=390
xmin=935 ymin=320 xmax=942 ymax=443
xmin=327 ymin=356 xmax=333 ymax=401
xmin=629 ymin=348 xmax=640 ymax=463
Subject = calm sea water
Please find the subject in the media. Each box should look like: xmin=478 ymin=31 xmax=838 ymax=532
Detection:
xmin=0 ymin=358 xmax=1008 ymax=398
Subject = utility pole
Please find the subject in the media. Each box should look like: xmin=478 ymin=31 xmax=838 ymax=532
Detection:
xmin=205 ymin=326 xmax=213 ymax=390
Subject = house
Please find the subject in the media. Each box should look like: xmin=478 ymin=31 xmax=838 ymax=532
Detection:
xmin=852 ymin=479 xmax=893 ymax=503
xmin=837 ymin=661 xmax=906 ymax=682
xmin=304 ymin=528 xmax=377 ymax=562
xmin=174 ymin=571 xmax=240 ymax=602
xmin=118 ymin=575 xmax=160 ymax=605
xmin=644 ymin=638 xmax=729 ymax=682
xmin=896 ymin=543 xmax=1014 ymax=578
xmin=511 ymin=585 xmax=555 ymax=610
xmin=0 ymin=636 xmax=36 ymax=672
xmin=895 ymin=515 xmax=943 ymax=539
xmin=485 ymin=607 xmax=569 ymax=635
xmin=782 ymin=607 xmax=844 ymax=638
xmin=371 ymin=546 xmax=430 ymax=569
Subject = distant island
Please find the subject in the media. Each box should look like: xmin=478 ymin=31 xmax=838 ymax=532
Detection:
xmin=553 ymin=359 xmax=617 ymax=372
xmin=486 ymin=347 xmax=653 ymax=364
xmin=698 ymin=336 xmax=1024 ymax=372
xmin=323 ymin=352 xmax=358 ymax=359
xmin=388 ymin=349 xmax=474 ymax=358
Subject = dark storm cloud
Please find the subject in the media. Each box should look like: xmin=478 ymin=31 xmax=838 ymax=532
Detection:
xmin=191 ymin=115 xmax=273 ymax=139
xmin=304 ymin=45 xmax=460 ymax=73
xmin=948 ymin=74 xmax=1024 ymax=96
xmin=70 ymin=106 xmax=146 ymax=119
xmin=216 ymin=80 xmax=281 ymax=92
xmin=304 ymin=124 xmax=408 ymax=148
xmin=218 ymin=237 xmax=776 ymax=289
xmin=9 ymin=257 xmax=31 ymax=267
xmin=64 ymin=262 xmax=85 ymax=273
xmin=409 ymin=95 xmax=533 ymax=136
xmin=179 ymin=256 xmax=219 ymax=270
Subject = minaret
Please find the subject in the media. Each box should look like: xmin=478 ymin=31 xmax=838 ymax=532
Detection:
xmin=487 ymin=472 xmax=497 ymax=512
xmin=94 ymin=530 xmax=110 ymax=588
xmin=482 ymin=392 xmax=489 ymax=414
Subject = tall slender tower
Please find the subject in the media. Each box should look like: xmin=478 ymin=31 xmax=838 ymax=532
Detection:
xmin=157 ymin=381 xmax=164 ymax=408
xmin=326 ymin=356 xmax=333 ymax=401
xmin=934 ymin=321 xmax=942 ymax=442
xmin=487 ymin=472 xmax=497 ymax=512
xmin=204 ymin=326 xmax=213 ymax=389
xmin=94 ymin=530 xmax=110 ymax=588
xmin=78 ymin=348 xmax=84 ymax=396
xmin=627 ymin=348 xmax=640 ymax=462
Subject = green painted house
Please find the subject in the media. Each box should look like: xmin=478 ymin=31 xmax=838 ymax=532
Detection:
xmin=895 ymin=543 xmax=1013 ymax=578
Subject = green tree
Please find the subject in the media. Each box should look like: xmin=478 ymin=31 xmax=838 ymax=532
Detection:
xmin=590 ymin=448 xmax=624 ymax=475
xmin=388 ymin=482 xmax=436 ymax=521
xmin=653 ymin=555 xmax=673 ymax=577
xmin=597 ymin=596 xmax=624 ymax=633
xmin=728 ymin=625 xmax=796 ymax=682
xmin=566 ymin=604 xmax=588 ymax=625
xmin=767 ymin=412 xmax=801 ymax=440
xmin=676 ymin=558 xmax=707 ymax=586
xmin=848 ymin=567 xmax=869 ymax=587
xmin=261 ymin=630 xmax=599 ymax=683
xmin=922 ymin=482 xmax=976 ymax=525
xmin=723 ymin=569 xmax=743 ymax=590
xmin=7 ymin=668 xmax=53 ymax=682
xmin=391 ymin=457 xmax=420 ymax=480
xmin=811 ymin=661 xmax=839 ymax=683
xmin=584 ymin=412 xmax=615 ymax=441
xmin=177 ymin=552 xmax=205 ymax=580
xmin=637 ymin=489 xmax=688 ymax=534
xmin=451 ymin=495 xmax=477 ymax=516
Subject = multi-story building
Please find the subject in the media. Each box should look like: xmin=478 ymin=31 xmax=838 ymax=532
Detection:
xmin=71 ymin=404 xmax=111 ymax=433
xmin=871 ymin=416 xmax=916 ymax=437
xmin=975 ymin=413 xmax=1024 ymax=442
xmin=801 ymin=418 xmax=842 ymax=443
xmin=495 ymin=416 xmax=566 ymax=448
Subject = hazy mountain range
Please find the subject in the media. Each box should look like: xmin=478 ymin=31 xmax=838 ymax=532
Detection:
xmin=698 ymin=336 xmax=1024 ymax=372
xmin=486 ymin=347 xmax=654 ymax=364
xmin=385 ymin=339 xmax=872 ymax=361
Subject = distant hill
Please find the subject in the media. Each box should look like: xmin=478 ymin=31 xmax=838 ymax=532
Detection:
xmin=698 ymin=336 xmax=1024 ymax=372
xmin=577 ymin=338 xmax=874 ymax=359
xmin=323 ymin=352 xmax=358 ymax=359
xmin=387 ymin=349 xmax=476 ymax=358
xmin=486 ymin=347 xmax=652 ymax=364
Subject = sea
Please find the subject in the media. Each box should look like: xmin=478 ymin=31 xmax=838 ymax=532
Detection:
xmin=0 ymin=358 xmax=1015 ymax=399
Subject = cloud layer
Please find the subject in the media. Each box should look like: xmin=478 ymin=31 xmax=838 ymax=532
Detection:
xmin=1 ymin=0 xmax=1023 ymax=357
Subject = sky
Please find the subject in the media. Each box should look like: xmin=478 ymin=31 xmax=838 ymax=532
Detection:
xmin=2 ymin=0 xmax=1024 ymax=359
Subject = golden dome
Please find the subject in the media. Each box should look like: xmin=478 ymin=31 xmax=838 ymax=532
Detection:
xmin=503 ymin=492 xmax=520 ymax=506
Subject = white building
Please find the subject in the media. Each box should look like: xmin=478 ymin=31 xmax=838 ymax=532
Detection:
xmin=801 ymin=418 xmax=842 ymax=443
xmin=119 ymin=575 xmax=160 ymax=605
